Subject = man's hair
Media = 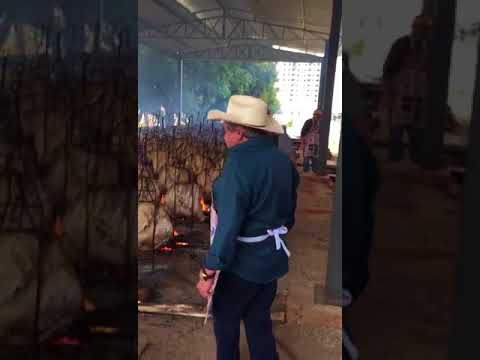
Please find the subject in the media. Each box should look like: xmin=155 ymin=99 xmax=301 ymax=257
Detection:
xmin=413 ymin=14 xmax=433 ymax=27
xmin=224 ymin=122 xmax=268 ymax=138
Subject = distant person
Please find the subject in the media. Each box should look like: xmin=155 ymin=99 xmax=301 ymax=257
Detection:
xmin=300 ymin=109 xmax=322 ymax=172
xmin=382 ymin=14 xmax=433 ymax=163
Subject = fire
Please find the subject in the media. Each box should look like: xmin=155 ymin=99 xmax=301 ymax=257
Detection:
xmin=173 ymin=229 xmax=179 ymax=237
xmin=200 ymin=196 xmax=210 ymax=213
xmin=175 ymin=242 xmax=189 ymax=247
xmin=159 ymin=246 xmax=173 ymax=253
xmin=53 ymin=215 xmax=64 ymax=238
xmin=52 ymin=337 xmax=81 ymax=346
xmin=160 ymin=195 xmax=166 ymax=205
xmin=82 ymin=296 xmax=96 ymax=313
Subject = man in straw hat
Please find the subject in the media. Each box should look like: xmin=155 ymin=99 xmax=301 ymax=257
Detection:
xmin=196 ymin=95 xmax=300 ymax=360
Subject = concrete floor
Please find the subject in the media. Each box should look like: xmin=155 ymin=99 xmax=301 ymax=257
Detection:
xmin=346 ymin=155 xmax=460 ymax=359
xmin=138 ymin=170 xmax=341 ymax=360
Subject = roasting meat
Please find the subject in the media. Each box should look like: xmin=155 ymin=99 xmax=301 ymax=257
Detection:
xmin=138 ymin=203 xmax=173 ymax=250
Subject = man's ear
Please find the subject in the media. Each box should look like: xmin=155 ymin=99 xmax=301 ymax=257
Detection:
xmin=236 ymin=128 xmax=246 ymax=138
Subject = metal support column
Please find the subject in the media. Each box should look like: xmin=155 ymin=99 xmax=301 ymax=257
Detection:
xmin=319 ymin=41 xmax=329 ymax=107
xmin=99 ymin=0 xmax=104 ymax=41
xmin=325 ymin=135 xmax=342 ymax=303
xmin=314 ymin=0 xmax=341 ymax=175
xmin=422 ymin=0 xmax=457 ymax=169
xmin=177 ymin=56 xmax=184 ymax=121
xmin=447 ymin=34 xmax=480 ymax=360
xmin=99 ymin=0 xmax=104 ymax=26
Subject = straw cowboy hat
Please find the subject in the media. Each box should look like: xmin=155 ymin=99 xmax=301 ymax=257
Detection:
xmin=207 ymin=95 xmax=284 ymax=134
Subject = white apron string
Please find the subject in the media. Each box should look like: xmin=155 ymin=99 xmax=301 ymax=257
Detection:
xmin=237 ymin=226 xmax=291 ymax=257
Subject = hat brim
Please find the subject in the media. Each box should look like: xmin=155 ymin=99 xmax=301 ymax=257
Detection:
xmin=207 ymin=110 xmax=284 ymax=135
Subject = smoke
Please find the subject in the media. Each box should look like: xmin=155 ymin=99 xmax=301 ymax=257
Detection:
xmin=0 ymin=0 xmax=136 ymax=27
xmin=138 ymin=45 xmax=179 ymax=113
xmin=0 ymin=1 xmax=137 ymax=56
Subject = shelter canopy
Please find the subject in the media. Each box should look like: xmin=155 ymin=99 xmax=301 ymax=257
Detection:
xmin=139 ymin=0 xmax=331 ymax=60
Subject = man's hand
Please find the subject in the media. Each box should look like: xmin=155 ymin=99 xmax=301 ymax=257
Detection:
xmin=196 ymin=268 xmax=216 ymax=299
xmin=196 ymin=278 xmax=214 ymax=299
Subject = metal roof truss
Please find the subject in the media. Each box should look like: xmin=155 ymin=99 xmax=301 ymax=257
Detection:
xmin=180 ymin=43 xmax=323 ymax=62
xmin=139 ymin=13 xmax=328 ymax=42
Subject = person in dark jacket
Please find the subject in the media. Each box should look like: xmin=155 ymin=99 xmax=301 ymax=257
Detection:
xmin=382 ymin=14 xmax=432 ymax=163
xmin=196 ymin=95 xmax=300 ymax=360
xmin=300 ymin=109 xmax=322 ymax=172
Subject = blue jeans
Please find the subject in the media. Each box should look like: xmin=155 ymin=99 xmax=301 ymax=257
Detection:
xmin=212 ymin=272 xmax=279 ymax=360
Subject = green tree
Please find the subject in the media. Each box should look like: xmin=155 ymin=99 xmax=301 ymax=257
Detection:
xmin=139 ymin=46 xmax=280 ymax=115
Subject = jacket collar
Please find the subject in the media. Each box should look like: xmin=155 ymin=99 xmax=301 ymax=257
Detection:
xmin=229 ymin=135 xmax=275 ymax=154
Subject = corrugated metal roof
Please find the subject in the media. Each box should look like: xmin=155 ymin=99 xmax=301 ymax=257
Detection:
xmin=139 ymin=0 xmax=331 ymax=57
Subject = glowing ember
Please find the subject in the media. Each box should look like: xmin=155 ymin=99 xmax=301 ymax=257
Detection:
xmin=89 ymin=326 xmax=120 ymax=335
xmin=52 ymin=337 xmax=81 ymax=346
xmin=53 ymin=216 xmax=64 ymax=238
xmin=175 ymin=242 xmax=189 ymax=247
xmin=200 ymin=197 xmax=210 ymax=213
xmin=160 ymin=246 xmax=173 ymax=253
xmin=82 ymin=296 xmax=96 ymax=313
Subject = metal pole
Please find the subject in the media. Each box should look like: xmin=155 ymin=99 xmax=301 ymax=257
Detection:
xmin=319 ymin=41 xmax=329 ymax=108
xmin=447 ymin=34 xmax=480 ymax=360
xmin=98 ymin=0 xmax=104 ymax=49
xmin=422 ymin=0 xmax=456 ymax=169
xmin=178 ymin=56 xmax=184 ymax=119
xmin=313 ymin=0 xmax=341 ymax=175
xmin=325 ymin=134 xmax=342 ymax=303
xmin=99 ymin=0 xmax=104 ymax=27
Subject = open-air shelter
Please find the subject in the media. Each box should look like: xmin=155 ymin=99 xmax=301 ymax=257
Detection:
xmin=138 ymin=0 xmax=342 ymax=303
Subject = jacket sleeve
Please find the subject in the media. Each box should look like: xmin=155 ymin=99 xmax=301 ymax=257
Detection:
xmin=344 ymin=70 xmax=369 ymax=124
xmin=342 ymin=123 xmax=376 ymax=299
xmin=203 ymin=158 xmax=249 ymax=270
xmin=286 ymin=165 xmax=300 ymax=230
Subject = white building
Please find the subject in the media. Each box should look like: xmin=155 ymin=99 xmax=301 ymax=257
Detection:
xmin=275 ymin=62 xmax=322 ymax=139
xmin=274 ymin=57 xmax=342 ymax=156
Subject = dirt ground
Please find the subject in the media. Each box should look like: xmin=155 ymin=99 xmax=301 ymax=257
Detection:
xmin=138 ymin=170 xmax=342 ymax=360
xmin=346 ymin=155 xmax=461 ymax=359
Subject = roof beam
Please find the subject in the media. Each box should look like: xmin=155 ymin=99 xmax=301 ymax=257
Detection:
xmin=139 ymin=15 xmax=328 ymax=42
xmin=139 ymin=18 xmax=190 ymax=50
xmin=149 ymin=0 xmax=221 ymax=46
xmin=215 ymin=0 xmax=226 ymax=11
xmin=180 ymin=43 xmax=323 ymax=63
xmin=151 ymin=0 xmax=197 ymax=22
